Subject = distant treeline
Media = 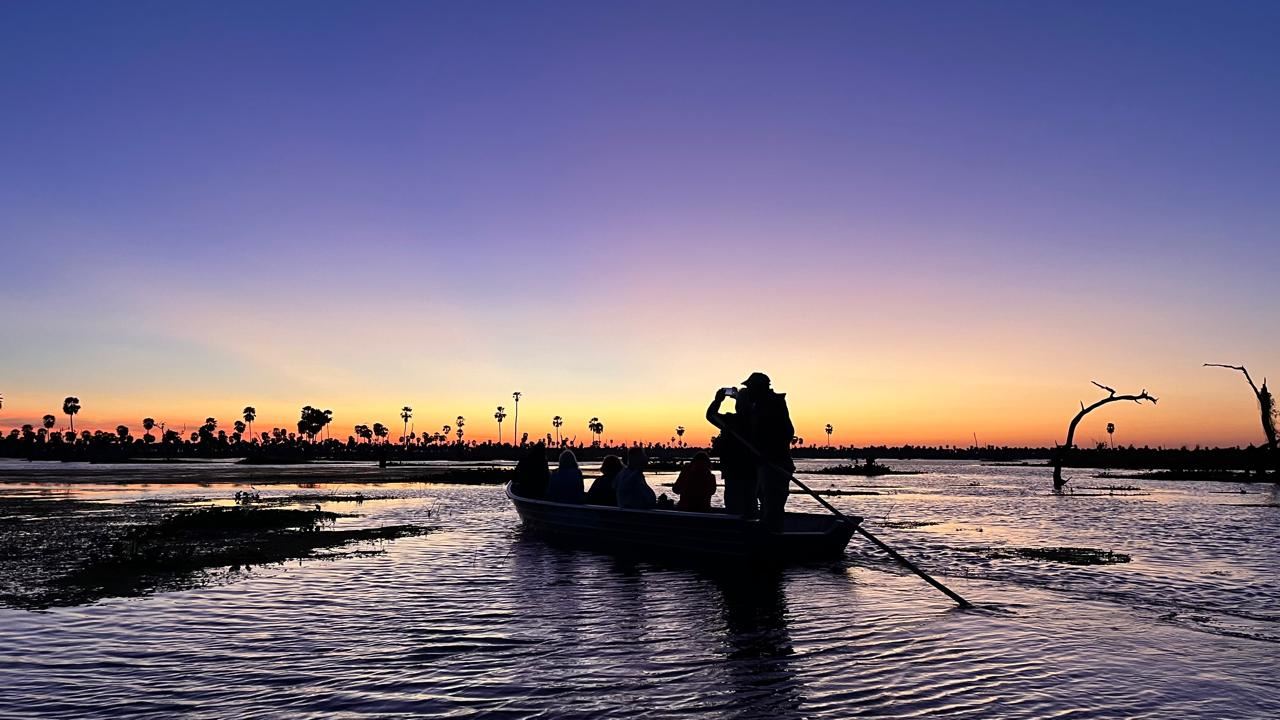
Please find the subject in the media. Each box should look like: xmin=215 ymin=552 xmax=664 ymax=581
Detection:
xmin=0 ymin=426 xmax=1273 ymax=474
xmin=808 ymin=443 xmax=1276 ymax=473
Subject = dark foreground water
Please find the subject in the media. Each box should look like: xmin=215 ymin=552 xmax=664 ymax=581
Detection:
xmin=0 ymin=459 xmax=1277 ymax=718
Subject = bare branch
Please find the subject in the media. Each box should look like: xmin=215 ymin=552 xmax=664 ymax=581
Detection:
xmin=1205 ymin=363 xmax=1260 ymax=394
xmin=1128 ymin=390 xmax=1157 ymax=405
xmin=1206 ymin=362 xmax=1276 ymax=454
xmin=1055 ymin=380 xmax=1157 ymax=492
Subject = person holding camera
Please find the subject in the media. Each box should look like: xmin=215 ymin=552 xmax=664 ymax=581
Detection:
xmin=706 ymin=384 xmax=758 ymax=517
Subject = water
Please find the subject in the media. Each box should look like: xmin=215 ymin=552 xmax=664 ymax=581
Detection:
xmin=1 ymin=459 xmax=1277 ymax=718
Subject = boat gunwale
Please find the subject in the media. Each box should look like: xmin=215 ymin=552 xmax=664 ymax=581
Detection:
xmin=504 ymin=482 xmax=859 ymax=533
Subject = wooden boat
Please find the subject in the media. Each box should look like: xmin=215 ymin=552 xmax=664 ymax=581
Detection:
xmin=506 ymin=483 xmax=860 ymax=562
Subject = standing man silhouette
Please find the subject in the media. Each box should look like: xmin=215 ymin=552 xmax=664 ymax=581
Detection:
xmin=742 ymin=372 xmax=794 ymax=533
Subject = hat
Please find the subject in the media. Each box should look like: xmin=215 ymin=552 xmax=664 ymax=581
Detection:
xmin=742 ymin=372 xmax=771 ymax=388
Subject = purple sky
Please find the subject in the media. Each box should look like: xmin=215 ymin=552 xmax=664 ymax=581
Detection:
xmin=2 ymin=1 xmax=1278 ymax=445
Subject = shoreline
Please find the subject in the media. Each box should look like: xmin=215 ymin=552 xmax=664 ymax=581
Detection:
xmin=0 ymin=459 xmax=1274 ymax=487
xmin=0 ymin=463 xmax=516 ymax=486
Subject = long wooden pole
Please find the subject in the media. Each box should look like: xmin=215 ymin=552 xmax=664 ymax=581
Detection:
xmin=712 ymin=417 xmax=973 ymax=609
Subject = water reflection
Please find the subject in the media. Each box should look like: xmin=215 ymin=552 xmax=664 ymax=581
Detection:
xmin=504 ymin=528 xmax=809 ymax=718
xmin=3 ymin=470 xmax=1279 ymax=718
xmin=713 ymin=570 xmax=804 ymax=719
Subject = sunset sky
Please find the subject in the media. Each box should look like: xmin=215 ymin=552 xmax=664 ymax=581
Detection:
xmin=2 ymin=1 xmax=1277 ymax=447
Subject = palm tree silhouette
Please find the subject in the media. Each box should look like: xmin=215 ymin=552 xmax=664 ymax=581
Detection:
xmin=588 ymin=417 xmax=599 ymax=445
xmin=42 ymin=414 xmax=56 ymax=433
xmin=242 ymin=407 xmax=256 ymax=441
xmin=401 ymin=406 xmax=413 ymax=447
xmin=373 ymin=422 xmax=388 ymax=444
xmin=456 ymin=416 xmax=465 ymax=443
xmin=200 ymin=417 xmax=218 ymax=445
xmin=676 ymin=426 xmax=685 ymax=446
xmin=552 ymin=415 xmax=563 ymax=446
xmin=63 ymin=397 xmax=81 ymax=433
xmin=1106 ymin=422 xmax=1116 ymax=448
xmin=512 ymin=392 xmax=522 ymax=446
xmin=142 ymin=417 xmax=155 ymax=442
xmin=494 ymin=406 xmax=507 ymax=443
xmin=825 ymin=424 xmax=834 ymax=447
xmin=442 ymin=424 xmax=451 ymax=440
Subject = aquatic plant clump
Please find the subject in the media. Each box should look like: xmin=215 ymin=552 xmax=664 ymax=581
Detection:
xmin=0 ymin=500 xmax=434 ymax=610
xmin=420 ymin=468 xmax=516 ymax=485
xmin=963 ymin=546 xmax=1132 ymax=566
xmin=156 ymin=506 xmax=339 ymax=532
xmin=800 ymin=464 xmax=922 ymax=477
xmin=879 ymin=520 xmax=941 ymax=529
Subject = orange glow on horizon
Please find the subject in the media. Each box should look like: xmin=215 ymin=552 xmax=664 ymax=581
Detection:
xmin=1 ymin=374 xmax=1271 ymax=449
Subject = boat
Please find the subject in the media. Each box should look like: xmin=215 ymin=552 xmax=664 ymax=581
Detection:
xmin=506 ymin=482 xmax=861 ymax=563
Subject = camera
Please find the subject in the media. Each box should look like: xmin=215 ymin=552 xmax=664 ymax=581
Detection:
xmin=721 ymin=387 xmax=738 ymax=397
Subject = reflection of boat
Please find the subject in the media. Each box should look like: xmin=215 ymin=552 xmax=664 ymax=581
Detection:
xmin=506 ymin=483 xmax=859 ymax=562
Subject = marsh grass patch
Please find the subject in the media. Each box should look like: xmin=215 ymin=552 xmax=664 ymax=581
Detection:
xmin=0 ymin=499 xmax=434 ymax=610
xmin=961 ymin=546 xmax=1132 ymax=565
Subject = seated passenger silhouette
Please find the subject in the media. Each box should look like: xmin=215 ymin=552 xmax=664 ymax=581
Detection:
xmin=511 ymin=442 xmax=549 ymax=498
xmin=615 ymin=447 xmax=657 ymax=510
xmin=673 ymin=451 xmax=716 ymax=512
xmin=586 ymin=455 xmax=624 ymax=505
xmin=546 ymin=450 xmax=585 ymax=504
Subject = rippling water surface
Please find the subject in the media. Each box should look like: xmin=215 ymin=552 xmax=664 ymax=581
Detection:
xmin=1 ymin=459 xmax=1278 ymax=718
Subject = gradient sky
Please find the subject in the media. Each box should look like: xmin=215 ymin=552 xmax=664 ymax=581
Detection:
xmin=2 ymin=1 xmax=1278 ymax=447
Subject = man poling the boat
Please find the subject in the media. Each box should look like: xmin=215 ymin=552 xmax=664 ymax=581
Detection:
xmin=706 ymin=374 xmax=974 ymax=609
xmin=741 ymin=372 xmax=796 ymax=533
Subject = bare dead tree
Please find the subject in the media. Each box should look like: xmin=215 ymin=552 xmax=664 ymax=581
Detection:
xmin=1205 ymin=363 xmax=1277 ymax=474
xmin=1053 ymin=381 xmax=1157 ymax=493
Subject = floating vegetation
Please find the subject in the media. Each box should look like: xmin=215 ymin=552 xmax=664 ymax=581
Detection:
xmin=1095 ymin=470 xmax=1255 ymax=482
xmin=417 ymin=468 xmax=515 ymax=485
xmin=1069 ymin=492 xmax=1153 ymax=498
xmin=0 ymin=498 xmax=434 ymax=610
xmin=133 ymin=492 xmax=388 ymax=508
xmin=879 ymin=520 xmax=941 ymax=529
xmin=1072 ymin=485 xmax=1152 ymax=496
xmin=149 ymin=505 xmax=341 ymax=532
xmin=800 ymin=463 xmax=922 ymax=477
xmin=643 ymin=459 xmax=719 ymax=472
xmin=983 ymin=462 xmax=1050 ymax=467
xmin=962 ymin=546 xmax=1132 ymax=565
xmin=240 ymin=492 xmax=388 ymax=507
